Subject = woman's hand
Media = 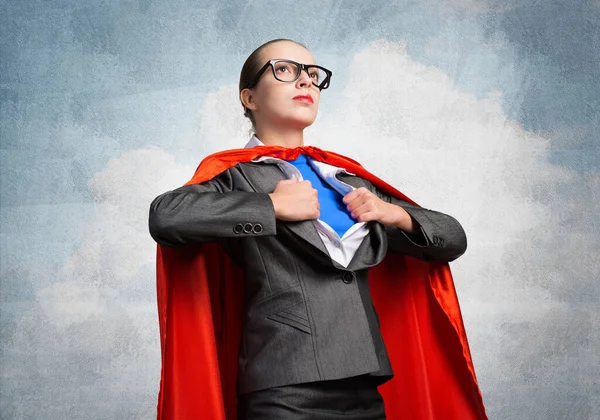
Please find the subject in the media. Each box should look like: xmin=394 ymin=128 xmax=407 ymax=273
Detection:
xmin=343 ymin=187 xmax=417 ymax=232
xmin=269 ymin=179 xmax=320 ymax=221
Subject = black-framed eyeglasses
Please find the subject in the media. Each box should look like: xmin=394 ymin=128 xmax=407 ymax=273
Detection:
xmin=247 ymin=59 xmax=333 ymax=91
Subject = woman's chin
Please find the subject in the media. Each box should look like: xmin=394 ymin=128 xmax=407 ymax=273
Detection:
xmin=287 ymin=113 xmax=318 ymax=129
xmin=267 ymin=110 xmax=318 ymax=130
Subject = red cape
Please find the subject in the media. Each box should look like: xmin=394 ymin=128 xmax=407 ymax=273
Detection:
xmin=155 ymin=145 xmax=488 ymax=420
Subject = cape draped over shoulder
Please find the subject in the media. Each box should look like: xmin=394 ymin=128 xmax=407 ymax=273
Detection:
xmin=154 ymin=145 xmax=488 ymax=420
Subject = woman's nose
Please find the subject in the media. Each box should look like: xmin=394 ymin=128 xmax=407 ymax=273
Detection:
xmin=296 ymin=69 xmax=313 ymax=88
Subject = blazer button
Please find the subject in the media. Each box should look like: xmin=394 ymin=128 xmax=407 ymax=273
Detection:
xmin=342 ymin=272 xmax=354 ymax=284
xmin=243 ymin=223 xmax=253 ymax=234
xmin=233 ymin=223 xmax=243 ymax=234
xmin=252 ymin=223 xmax=263 ymax=234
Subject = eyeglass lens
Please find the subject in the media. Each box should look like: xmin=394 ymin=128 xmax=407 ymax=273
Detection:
xmin=273 ymin=61 xmax=328 ymax=88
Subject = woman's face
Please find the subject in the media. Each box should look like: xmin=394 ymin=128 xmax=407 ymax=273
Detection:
xmin=244 ymin=41 xmax=321 ymax=131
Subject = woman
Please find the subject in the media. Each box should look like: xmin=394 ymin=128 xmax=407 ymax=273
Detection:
xmin=149 ymin=39 xmax=486 ymax=420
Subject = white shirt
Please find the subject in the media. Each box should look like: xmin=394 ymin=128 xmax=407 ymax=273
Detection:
xmin=244 ymin=135 xmax=370 ymax=268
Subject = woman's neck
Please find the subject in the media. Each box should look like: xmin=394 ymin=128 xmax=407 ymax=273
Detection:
xmin=254 ymin=125 xmax=305 ymax=148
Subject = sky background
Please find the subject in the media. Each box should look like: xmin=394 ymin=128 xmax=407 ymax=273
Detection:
xmin=1 ymin=0 xmax=599 ymax=419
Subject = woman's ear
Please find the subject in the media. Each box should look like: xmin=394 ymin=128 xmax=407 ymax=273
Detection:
xmin=240 ymin=88 xmax=258 ymax=112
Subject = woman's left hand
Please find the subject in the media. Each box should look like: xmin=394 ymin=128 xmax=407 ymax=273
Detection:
xmin=343 ymin=187 xmax=416 ymax=232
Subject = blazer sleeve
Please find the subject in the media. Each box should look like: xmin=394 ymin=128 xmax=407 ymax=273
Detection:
xmin=364 ymin=180 xmax=468 ymax=262
xmin=148 ymin=168 xmax=277 ymax=247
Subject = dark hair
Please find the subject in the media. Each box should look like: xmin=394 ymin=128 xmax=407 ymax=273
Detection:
xmin=239 ymin=38 xmax=308 ymax=131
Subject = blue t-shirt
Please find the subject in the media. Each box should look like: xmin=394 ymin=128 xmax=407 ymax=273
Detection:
xmin=287 ymin=154 xmax=355 ymax=238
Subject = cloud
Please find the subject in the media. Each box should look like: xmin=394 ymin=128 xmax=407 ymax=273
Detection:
xmin=2 ymin=146 xmax=193 ymax=418
xmin=195 ymin=84 xmax=255 ymax=154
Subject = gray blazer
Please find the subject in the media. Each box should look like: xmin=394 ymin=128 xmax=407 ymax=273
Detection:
xmin=148 ymin=161 xmax=467 ymax=395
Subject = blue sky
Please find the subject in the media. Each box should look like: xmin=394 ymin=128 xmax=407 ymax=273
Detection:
xmin=1 ymin=1 xmax=599 ymax=419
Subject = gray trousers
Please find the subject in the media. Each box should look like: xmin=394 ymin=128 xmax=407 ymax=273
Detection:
xmin=237 ymin=375 xmax=387 ymax=420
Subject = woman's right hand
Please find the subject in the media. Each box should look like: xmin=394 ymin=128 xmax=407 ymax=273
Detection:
xmin=269 ymin=179 xmax=320 ymax=221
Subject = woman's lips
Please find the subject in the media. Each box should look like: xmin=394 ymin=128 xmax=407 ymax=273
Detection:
xmin=293 ymin=95 xmax=314 ymax=104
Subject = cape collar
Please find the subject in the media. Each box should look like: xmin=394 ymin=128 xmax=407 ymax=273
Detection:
xmin=244 ymin=134 xmax=356 ymax=179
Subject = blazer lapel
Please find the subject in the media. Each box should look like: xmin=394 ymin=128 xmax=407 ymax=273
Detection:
xmin=238 ymin=162 xmax=331 ymax=259
xmin=334 ymin=172 xmax=369 ymax=190
xmin=335 ymin=173 xmax=389 ymax=270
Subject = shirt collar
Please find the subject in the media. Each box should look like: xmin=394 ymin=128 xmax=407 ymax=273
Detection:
xmin=244 ymin=134 xmax=263 ymax=149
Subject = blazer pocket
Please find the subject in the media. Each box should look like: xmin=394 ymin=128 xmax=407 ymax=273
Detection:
xmin=267 ymin=302 xmax=311 ymax=335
